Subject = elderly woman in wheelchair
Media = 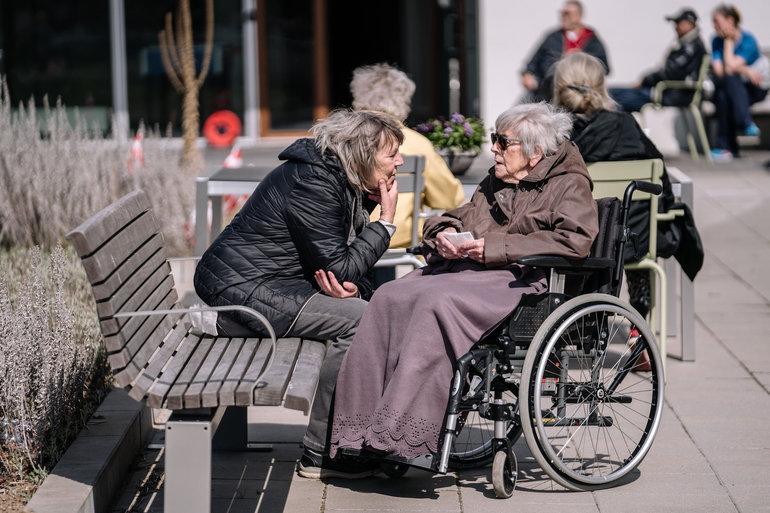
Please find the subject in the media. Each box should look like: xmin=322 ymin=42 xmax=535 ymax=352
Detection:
xmin=328 ymin=102 xmax=665 ymax=498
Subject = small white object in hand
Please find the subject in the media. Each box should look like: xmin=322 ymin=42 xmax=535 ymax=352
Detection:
xmin=442 ymin=231 xmax=475 ymax=247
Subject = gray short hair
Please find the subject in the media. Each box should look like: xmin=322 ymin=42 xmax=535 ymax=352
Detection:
xmin=350 ymin=63 xmax=416 ymax=122
xmin=311 ymin=109 xmax=404 ymax=192
xmin=495 ymin=103 xmax=573 ymax=159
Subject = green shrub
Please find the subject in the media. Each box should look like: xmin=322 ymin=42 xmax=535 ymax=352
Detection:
xmin=0 ymin=245 xmax=110 ymax=486
xmin=0 ymin=79 xmax=193 ymax=256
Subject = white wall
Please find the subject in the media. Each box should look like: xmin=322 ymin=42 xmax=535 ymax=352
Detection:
xmin=478 ymin=0 xmax=770 ymax=127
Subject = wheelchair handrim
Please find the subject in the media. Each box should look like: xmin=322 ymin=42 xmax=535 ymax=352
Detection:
xmin=531 ymin=302 xmax=664 ymax=486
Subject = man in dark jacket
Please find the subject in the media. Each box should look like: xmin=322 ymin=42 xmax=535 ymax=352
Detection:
xmin=194 ymin=110 xmax=403 ymax=479
xmin=521 ymin=0 xmax=610 ymax=102
xmin=610 ymin=8 xmax=708 ymax=112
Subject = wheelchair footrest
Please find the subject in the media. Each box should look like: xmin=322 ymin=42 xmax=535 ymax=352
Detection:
xmin=336 ymin=447 xmax=439 ymax=473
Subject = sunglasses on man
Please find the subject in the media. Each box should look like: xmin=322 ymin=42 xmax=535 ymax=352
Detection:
xmin=490 ymin=132 xmax=521 ymax=151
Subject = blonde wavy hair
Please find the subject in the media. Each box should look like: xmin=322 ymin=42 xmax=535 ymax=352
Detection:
xmin=552 ymin=52 xmax=616 ymax=115
xmin=311 ymin=109 xmax=404 ymax=192
xmin=350 ymin=64 xmax=416 ymax=122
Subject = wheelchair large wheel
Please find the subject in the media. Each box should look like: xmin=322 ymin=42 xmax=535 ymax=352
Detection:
xmin=448 ymin=391 xmax=522 ymax=470
xmin=520 ymin=293 xmax=664 ymax=491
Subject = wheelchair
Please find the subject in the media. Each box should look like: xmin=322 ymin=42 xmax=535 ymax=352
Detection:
xmin=368 ymin=180 xmax=666 ymax=498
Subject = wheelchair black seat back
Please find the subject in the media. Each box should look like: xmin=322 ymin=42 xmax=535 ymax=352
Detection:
xmin=380 ymin=181 xmax=665 ymax=499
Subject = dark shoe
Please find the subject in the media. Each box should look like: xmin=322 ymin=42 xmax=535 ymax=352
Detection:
xmin=297 ymin=449 xmax=380 ymax=480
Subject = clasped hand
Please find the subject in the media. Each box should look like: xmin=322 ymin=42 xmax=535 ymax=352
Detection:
xmin=435 ymin=229 xmax=485 ymax=263
xmin=314 ymin=269 xmax=359 ymax=298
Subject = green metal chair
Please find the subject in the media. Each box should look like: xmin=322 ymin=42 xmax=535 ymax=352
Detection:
xmin=588 ymin=159 xmax=684 ymax=372
xmin=641 ymin=55 xmax=712 ymax=162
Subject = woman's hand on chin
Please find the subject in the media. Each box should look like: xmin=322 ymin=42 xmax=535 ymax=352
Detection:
xmin=371 ymin=177 xmax=399 ymax=224
xmin=456 ymin=238 xmax=485 ymax=263
xmin=435 ymin=228 xmax=463 ymax=260
xmin=314 ymin=270 xmax=359 ymax=298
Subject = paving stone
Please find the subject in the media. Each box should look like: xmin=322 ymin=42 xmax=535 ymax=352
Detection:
xmin=324 ymin=473 xmax=459 ymax=511
xmin=595 ymin=491 xmax=738 ymax=513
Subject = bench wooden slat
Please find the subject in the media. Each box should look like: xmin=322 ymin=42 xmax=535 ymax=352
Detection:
xmin=284 ymin=340 xmax=327 ymax=414
xmin=95 ymin=261 xmax=171 ymax=319
xmin=220 ymin=338 xmax=264 ymax=406
xmin=78 ymin=211 xmax=162 ymax=284
xmin=201 ymin=338 xmax=245 ymax=408
xmin=146 ymin=332 xmax=201 ymax=409
xmin=94 ymin=252 xmax=168 ymax=318
xmin=234 ymin=339 xmax=275 ymax=406
xmin=102 ymin=277 xmax=176 ymax=351
xmin=252 ymin=338 xmax=302 ymax=407
xmin=106 ymin=291 xmax=178 ymax=377
xmin=128 ymin=320 xmax=190 ymax=401
xmin=91 ymin=235 xmax=165 ymax=301
xmin=183 ymin=337 xmax=229 ymax=409
xmin=162 ymin=337 xmax=215 ymax=410
xmin=66 ymin=190 xmax=151 ymax=257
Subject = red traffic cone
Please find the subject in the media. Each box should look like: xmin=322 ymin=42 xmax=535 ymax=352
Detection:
xmin=127 ymin=132 xmax=144 ymax=173
xmin=223 ymin=145 xmax=243 ymax=169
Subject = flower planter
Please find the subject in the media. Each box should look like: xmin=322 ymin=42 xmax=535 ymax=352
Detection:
xmin=438 ymin=149 xmax=479 ymax=176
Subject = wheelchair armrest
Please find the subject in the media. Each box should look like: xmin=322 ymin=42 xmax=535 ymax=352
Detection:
xmin=515 ymin=254 xmax=616 ymax=271
xmin=656 ymin=207 xmax=685 ymax=222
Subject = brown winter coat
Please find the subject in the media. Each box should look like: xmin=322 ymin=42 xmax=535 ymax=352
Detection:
xmin=423 ymin=141 xmax=598 ymax=267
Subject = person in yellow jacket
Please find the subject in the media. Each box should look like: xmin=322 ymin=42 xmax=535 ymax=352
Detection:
xmin=351 ymin=64 xmax=465 ymax=248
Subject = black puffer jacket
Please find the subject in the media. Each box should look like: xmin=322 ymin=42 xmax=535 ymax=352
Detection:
xmin=194 ymin=138 xmax=391 ymax=336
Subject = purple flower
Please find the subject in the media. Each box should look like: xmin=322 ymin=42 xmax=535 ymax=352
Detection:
xmin=415 ymin=123 xmax=431 ymax=133
xmin=450 ymin=112 xmax=465 ymax=123
xmin=463 ymin=121 xmax=473 ymax=136
xmin=444 ymin=126 xmax=453 ymax=135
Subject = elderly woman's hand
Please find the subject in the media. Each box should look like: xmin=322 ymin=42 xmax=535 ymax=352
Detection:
xmin=435 ymin=228 xmax=464 ymax=260
xmin=457 ymin=238 xmax=485 ymax=263
xmin=370 ymin=177 xmax=399 ymax=224
xmin=314 ymin=270 xmax=359 ymax=298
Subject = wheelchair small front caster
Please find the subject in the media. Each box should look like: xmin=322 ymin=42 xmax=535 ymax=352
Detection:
xmin=491 ymin=449 xmax=517 ymax=498
xmin=381 ymin=461 xmax=409 ymax=479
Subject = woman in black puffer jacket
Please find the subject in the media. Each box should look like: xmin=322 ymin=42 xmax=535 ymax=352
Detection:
xmin=553 ymin=52 xmax=703 ymax=320
xmin=194 ymin=109 xmax=402 ymax=479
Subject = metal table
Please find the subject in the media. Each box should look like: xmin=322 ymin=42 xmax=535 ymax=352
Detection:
xmin=664 ymin=166 xmax=695 ymax=361
xmin=194 ymin=166 xmax=272 ymax=256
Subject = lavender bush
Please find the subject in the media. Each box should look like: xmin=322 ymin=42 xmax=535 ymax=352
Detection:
xmin=0 ymin=79 xmax=194 ymax=256
xmin=0 ymin=245 xmax=110 ymax=487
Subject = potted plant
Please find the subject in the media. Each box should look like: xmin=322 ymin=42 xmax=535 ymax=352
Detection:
xmin=414 ymin=113 xmax=485 ymax=175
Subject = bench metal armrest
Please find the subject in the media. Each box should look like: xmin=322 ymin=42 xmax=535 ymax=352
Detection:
xmin=167 ymin=256 xmax=202 ymax=263
xmin=113 ymin=305 xmax=277 ymax=383
xmin=374 ymin=248 xmax=426 ymax=269
xmin=515 ymin=254 xmax=615 ymax=271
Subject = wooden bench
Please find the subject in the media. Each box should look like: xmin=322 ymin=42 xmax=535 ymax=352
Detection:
xmin=66 ymin=190 xmax=327 ymax=513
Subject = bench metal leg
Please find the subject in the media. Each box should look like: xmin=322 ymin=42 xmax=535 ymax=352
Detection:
xmin=212 ymin=406 xmax=247 ymax=451
xmin=165 ymin=410 xmax=222 ymax=513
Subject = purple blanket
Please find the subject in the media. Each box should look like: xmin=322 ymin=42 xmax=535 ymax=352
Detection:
xmin=329 ymin=262 xmax=546 ymax=458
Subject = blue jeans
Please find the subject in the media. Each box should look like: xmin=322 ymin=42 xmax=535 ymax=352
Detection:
xmin=609 ymin=87 xmax=653 ymax=113
xmin=714 ymin=74 xmax=768 ymax=154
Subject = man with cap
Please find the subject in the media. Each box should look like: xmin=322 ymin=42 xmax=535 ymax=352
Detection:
xmin=610 ymin=8 xmax=707 ymax=112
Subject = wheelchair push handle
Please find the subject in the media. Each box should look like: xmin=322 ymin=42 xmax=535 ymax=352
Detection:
xmin=631 ymin=180 xmax=663 ymax=196
xmin=623 ymin=180 xmax=662 ymax=214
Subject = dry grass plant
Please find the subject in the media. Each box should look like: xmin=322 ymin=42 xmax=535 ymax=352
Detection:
xmin=0 ymin=78 xmax=194 ymax=256
xmin=0 ymin=245 xmax=110 ymax=498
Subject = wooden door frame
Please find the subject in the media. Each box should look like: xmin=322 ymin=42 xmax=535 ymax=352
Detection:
xmin=257 ymin=0 xmax=328 ymax=137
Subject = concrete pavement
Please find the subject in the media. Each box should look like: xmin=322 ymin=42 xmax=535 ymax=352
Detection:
xmin=111 ymin=150 xmax=770 ymax=513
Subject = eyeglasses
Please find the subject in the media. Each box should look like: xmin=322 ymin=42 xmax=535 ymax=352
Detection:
xmin=491 ymin=132 xmax=520 ymax=151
